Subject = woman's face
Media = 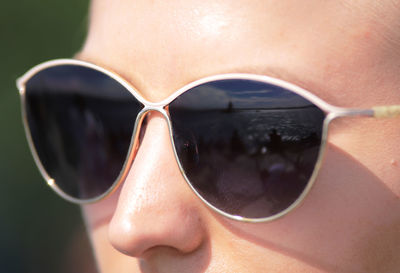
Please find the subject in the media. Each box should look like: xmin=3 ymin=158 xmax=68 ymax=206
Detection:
xmin=78 ymin=0 xmax=400 ymax=272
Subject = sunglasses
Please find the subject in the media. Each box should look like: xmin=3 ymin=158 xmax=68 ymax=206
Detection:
xmin=17 ymin=59 xmax=400 ymax=222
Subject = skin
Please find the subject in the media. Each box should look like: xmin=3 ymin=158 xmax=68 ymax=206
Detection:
xmin=77 ymin=0 xmax=400 ymax=272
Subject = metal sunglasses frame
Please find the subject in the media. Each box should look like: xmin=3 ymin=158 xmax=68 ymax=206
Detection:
xmin=16 ymin=59 xmax=400 ymax=223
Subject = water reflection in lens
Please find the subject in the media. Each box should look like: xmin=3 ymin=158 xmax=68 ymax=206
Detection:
xmin=169 ymin=79 xmax=325 ymax=218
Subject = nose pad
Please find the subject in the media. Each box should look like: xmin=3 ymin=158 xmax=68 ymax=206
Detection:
xmin=108 ymin=111 xmax=205 ymax=257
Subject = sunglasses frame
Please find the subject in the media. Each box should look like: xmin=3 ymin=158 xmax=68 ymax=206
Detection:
xmin=16 ymin=59 xmax=400 ymax=223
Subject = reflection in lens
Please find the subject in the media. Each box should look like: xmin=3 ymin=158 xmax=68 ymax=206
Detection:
xmin=25 ymin=65 xmax=143 ymax=200
xmin=169 ymin=79 xmax=325 ymax=219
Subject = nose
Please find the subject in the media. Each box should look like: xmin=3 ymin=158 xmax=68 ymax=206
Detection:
xmin=108 ymin=111 xmax=206 ymax=257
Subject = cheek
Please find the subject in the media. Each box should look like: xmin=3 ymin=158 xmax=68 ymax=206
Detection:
xmin=89 ymin=224 xmax=141 ymax=272
xmin=329 ymin=117 xmax=400 ymax=198
xmin=355 ymin=218 xmax=400 ymax=271
xmin=214 ymin=143 xmax=400 ymax=272
xmin=82 ymin=186 xmax=120 ymax=231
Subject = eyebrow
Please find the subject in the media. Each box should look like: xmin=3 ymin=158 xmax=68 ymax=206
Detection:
xmin=75 ymin=51 xmax=331 ymax=107
xmin=216 ymin=64 xmax=322 ymax=98
xmin=231 ymin=65 xmax=305 ymax=86
xmin=76 ymin=50 xmax=303 ymax=86
xmin=245 ymin=66 xmax=400 ymax=118
xmin=73 ymin=52 xmax=396 ymax=113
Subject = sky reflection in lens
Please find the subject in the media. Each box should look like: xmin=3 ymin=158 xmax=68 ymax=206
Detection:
xmin=170 ymin=79 xmax=325 ymax=219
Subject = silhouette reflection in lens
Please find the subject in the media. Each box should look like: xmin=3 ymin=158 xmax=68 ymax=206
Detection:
xmin=25 ymin=65 xmax=143 ymax=200
xmin=169 ymin=79 xmax=325 ymax=218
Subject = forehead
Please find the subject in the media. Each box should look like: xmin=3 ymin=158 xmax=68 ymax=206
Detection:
xmin=79 ymin=0 xmax=399 ymax=105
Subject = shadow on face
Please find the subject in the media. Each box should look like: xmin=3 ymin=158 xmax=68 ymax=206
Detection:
xmin=215 ymin=142 xmax=400 ymax=272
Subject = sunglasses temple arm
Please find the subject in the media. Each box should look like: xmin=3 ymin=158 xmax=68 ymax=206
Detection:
xmin=329 ymin=108 xmax=373 ymax=119
xmin=331 ymin=105 xmax=400 ymax=119
xmin=372 ymin=105 xmax=400 ymax=118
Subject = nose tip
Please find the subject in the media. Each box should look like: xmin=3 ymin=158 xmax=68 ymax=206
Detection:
xmin=108 ymin=112 xmax=205 ymax=257
xmin=109 ymin=205 xmax=204 ymax=257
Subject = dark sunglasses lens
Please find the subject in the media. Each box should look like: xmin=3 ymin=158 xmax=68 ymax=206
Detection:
xmin=169 ymin=79 xmax=325 ymax=219
xmin=24 ymin=64 xmax=143 ymax=200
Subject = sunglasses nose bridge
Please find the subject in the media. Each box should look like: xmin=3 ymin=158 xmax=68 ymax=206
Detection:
xmin=140 ymin=105 xmax=170 ymax=121
xmin=137 ymin=104 xmax=173 ymax=143
xmin=135 ymin=103 xmax=181 ymax=170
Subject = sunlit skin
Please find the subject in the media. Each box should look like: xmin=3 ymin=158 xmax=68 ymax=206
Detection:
xmin=78 ymin=0 xmax=400 ymax=272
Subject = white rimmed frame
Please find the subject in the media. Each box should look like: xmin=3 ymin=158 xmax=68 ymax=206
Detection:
xmin=16 ymin=59 xmax=400 ymax=223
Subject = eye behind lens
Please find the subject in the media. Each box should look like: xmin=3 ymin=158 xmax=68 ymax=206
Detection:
xmin=169 ymin=78 xmax=325 ymax=220
xmin=24 ymin=64 xmax=143 ymax=201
